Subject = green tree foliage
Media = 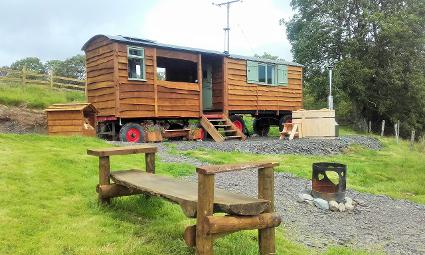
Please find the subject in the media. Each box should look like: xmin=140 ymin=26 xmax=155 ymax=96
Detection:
xmin=10 ymin=57 xmax=46 ymax=74
xmin=48 ymin=55 xmax=86 ymax=79
xmin=254 ymin=52 xmax=280 ymax=60
xmin=285 ymin=0 xmax=425 ymax=137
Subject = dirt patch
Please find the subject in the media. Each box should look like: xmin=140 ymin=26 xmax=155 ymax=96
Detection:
xmin=0 ymin=104 xmax=47 ymax=134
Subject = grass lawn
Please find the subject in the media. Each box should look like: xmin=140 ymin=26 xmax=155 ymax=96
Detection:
xmin=0 ymin=134 xmax=376 ymax=255
xmin=176 ymin=133 xmax=425 ymax=204
xmin=0 ymin=82 xmax=85 ymax=109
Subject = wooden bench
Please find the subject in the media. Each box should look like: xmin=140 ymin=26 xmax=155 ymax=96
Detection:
xmin=87 ymin=145 xmax=281 ymax=255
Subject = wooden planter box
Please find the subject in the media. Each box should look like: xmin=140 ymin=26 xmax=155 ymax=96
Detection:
xmin=190 ymin=129 xmax=202 ymax=140
xmin=145 ymin=131 xmax=163 ymax=142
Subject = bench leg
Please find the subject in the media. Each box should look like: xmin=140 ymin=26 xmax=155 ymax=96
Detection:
xmin=196 ymin=173 xmax=214 ymax=255
xmin=99 ymin=156 xmax=111 ymax=204
xmin=145 ymin=153 xmax=155 ymax=174
xmin=258 ymin=167 xmax=276 ymax=255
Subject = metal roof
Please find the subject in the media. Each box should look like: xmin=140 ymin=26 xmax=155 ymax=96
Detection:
xmin=82 ymin=34 xmax=303 ymax=67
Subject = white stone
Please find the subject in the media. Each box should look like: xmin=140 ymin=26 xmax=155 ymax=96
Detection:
xmin=345 ymin=197 xmax=353 ymax=205
xmin=338 ymin=203 xmax=346 ymax=212
xmin=297 ymin=193 xmax=314 ymax=203
xmin=313 ymin=198 xmax=329 ymax=210
xmin=329 ymin=200 xmax=339 ymax=211
xmin=345 ymin=202 xmax=354 ymax=211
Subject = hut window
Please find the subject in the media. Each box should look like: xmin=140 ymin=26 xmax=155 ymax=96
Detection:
xmin=128 ymin=46 xmax=145 ymax=80
xmin=247 ymin=61 xmax=287 ymax=86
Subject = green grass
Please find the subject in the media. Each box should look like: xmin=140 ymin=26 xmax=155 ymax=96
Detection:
xmin=0 ymin=133 xmax=378 ymax=254
xmin=0 ymin=82 xmax=85 ymax=109
xmin=178 ymin=135 xmax=425 ymax=204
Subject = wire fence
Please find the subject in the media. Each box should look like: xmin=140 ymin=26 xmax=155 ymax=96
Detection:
xmin=0 ymin=67 xmax=85 ymax=92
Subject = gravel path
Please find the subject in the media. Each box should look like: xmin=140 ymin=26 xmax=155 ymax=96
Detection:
xmin=184 ymin=171 xmax=425 ymax=255
xmin=111 ymin=137 xmax=425 ymax=254
xmin=170 ymin=135 xmax=381 ymax=155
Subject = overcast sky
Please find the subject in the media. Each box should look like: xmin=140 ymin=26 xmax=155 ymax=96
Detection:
xmin=0 ymin=0 xmax=294 ymax=66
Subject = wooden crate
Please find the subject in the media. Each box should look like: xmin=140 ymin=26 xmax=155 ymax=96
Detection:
xmin=292 ymin=109 xmax=338 ymax=137
xmin=45 ymin=103 xmax=97 ymax=137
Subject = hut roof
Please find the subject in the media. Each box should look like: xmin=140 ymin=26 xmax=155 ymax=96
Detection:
xmin=45 ymin=103 xmax=98 ymax=113
xmin=82 ymin=34 xmax=303 ymax=67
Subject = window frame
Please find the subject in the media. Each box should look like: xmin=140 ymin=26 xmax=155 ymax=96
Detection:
xmin=246 ymin=60 xmax=288 ymax=86
xmin=127 ymin=46 xmax=146 ymax=81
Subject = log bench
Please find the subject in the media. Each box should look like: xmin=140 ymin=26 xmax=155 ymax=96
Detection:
xmin=87 ymin=145 xmax=281 ymax=254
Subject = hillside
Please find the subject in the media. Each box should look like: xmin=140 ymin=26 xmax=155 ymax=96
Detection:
xmin=0 ymin=82 xmax=84 ymax=109
xmin=0 ymin=82 xmax=85 ymax=133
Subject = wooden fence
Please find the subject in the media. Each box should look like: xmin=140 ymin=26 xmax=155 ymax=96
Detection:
xmin=0 ymin=67 xmax=86 ymax=92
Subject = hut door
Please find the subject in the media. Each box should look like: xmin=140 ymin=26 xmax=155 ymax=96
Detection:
xmin=202 ymin=64 xmax=213 ymax=110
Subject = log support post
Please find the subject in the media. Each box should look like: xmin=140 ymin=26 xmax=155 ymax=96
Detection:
xmin=145 ymin=153 xmax=155 ymax=174
xmin=196 ymin=173 xmax=215 ymax=255
xmin=258 ymin=167 xmax=276 ymax=255
xmin=99 ymin=156 xmax=111 ymax=204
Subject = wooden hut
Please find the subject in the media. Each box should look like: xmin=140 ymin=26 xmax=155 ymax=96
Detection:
xmin=46 ymin=103 xmax=97 ymax=136
xmin=82 ymin=35 xmax=303 ymax=142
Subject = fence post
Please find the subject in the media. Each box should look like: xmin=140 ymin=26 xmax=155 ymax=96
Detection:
xmin=22 ymin=66 xmax=27 ymax=85
xmin=397 ymin=120 xmax=400 ymax=144
xmin=368 ymin=121 xmax=372 ymax=133
xmin=394 ymin=123 xmax=398 ymax=144
xmin=381 ymin=120 xmax=385 ymax=136
xmin=410 ymin=130 xmax=415 ymax=150
xmin=50 ymin=71 xmax=54 ymax=88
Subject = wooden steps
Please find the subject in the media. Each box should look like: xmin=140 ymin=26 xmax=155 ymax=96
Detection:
xmin=111 ymin=170 xmax=269 ymax=218
xmin=200 ymin=113 xmax=246 ymax=142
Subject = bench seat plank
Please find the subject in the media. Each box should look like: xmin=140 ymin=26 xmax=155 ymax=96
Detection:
xmin=110 ymin=170 xmax=269 ymax=218
xmin=87 ymin=145 xmax=157 ymax=157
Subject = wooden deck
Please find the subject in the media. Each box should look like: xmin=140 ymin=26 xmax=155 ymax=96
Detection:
xmin=110 ymin=170 xmax=269 ymax=218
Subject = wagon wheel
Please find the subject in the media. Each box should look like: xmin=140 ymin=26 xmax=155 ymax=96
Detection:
xmin=229 ymin=115 xmax=248 ymax=135
xmin=253 ymin=118 xmax=270 ymax=137
xmin=119 ymin=123 xmax=144 ymax=143
xmin=278 ymin=115 xmax=292 ymax=132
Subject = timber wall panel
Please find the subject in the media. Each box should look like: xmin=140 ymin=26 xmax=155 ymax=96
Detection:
xmin=85 ymin=36 xmax=116 ymax=116
xmin=157 ymin=80 xmax=200 ymax=118
xmin=225 ymin=58 xmax=303 ymax=112
xmin=117 ymin=44 xmax=156 ymax=118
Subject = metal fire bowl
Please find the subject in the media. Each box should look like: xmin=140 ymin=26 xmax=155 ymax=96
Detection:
xmin=312 ymin=162 xmax=347 ymax=203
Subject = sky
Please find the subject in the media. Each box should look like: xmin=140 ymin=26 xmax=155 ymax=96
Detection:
xmin=0 ymin=0 xmax=295 ymax=66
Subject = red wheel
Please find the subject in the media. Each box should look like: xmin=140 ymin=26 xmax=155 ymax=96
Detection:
xmin=126 ymin=127 xmax=141 ymax=142
xmin=199 ymin=128 xmax=206 ymax=140
xmin=119 ymin=123 xmax=144 ymax=143
xmin=233 ymin=120 xmax=243 ymax=132
xmin=229 ymin=115 xmax=247 ymax=134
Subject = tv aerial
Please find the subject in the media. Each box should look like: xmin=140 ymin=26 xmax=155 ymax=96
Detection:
xmin=213 ymin=0 xmax=242 ymax=54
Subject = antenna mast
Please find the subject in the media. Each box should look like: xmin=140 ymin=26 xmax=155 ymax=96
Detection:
xmin=213 ymin=0 xmax=241 ymax=54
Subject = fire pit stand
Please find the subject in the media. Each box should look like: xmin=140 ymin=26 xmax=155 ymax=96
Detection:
xmin=311 ymin=162 xmax=346 ymax=203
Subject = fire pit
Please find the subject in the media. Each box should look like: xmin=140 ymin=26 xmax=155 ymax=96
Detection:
xmin=311 ymin=162 xmax=346 ymax=203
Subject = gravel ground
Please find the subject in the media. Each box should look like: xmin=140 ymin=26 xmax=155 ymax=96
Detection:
xmin=170 ymin=135 xmax=381 ymax=155
xmin=183 ymin=170 xmax=425 ymax=255
xmin=112 ymin=137 xmax=425 ymax=254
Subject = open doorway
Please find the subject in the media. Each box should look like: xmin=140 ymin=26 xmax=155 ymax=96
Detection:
xmin=202 ymin=55 xmax=223 ymax=112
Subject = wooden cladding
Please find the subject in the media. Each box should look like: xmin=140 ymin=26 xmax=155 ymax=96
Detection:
xmin=226 ymin=58 xmax=303 ymax=112
xmin=84 ymin=36 xmax=303 ymax=120
xmin=85 ymin=36 xmax=116 ymax=116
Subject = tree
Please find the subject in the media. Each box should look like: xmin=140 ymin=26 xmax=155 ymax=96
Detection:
xmin=50 ymin=55 xmax=86 ymax=79
xmin=254 ymin=52 xmax=280 ymax=60
xmin=10 ymin=57 xmax=46 ymax=73
xmin=285 ymin=0 xmax=425 ymax=137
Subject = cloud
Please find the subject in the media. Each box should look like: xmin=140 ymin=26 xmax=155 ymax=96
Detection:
xmin=0 ymin=0 xmax=293 ymax=66
xmin=143 ymin=0 xmax=293 ymax=60
xmin=0 ymin=0 xmax=155 ymax=65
